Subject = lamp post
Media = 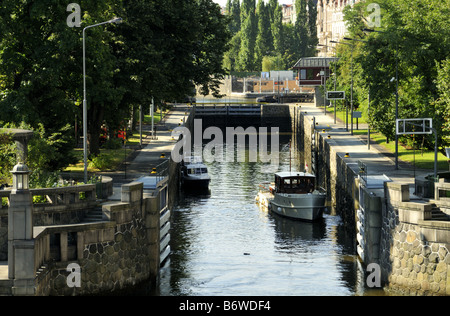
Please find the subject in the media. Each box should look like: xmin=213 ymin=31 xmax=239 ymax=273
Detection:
xmin=343 ymin=37 xmax=372 ymax=148
xmin=331 ymin=40 xmax=353 ymax=133
xmin=82 ymin=17 xmax=123 ymax=183
xmin=317 ymin=44 xmax=338 ymax=123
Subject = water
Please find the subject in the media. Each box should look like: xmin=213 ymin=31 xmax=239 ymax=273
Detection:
xmin=157 ymin=140 xmax=382 ymax=296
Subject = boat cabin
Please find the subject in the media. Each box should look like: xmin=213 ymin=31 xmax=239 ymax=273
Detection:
xmin=274 ymin=172 xmax=316 ymax=194
xmin=185 ymin=165 xmax=208 ymax=176
xmin=182 ymin=156 xmax=209 ymax=177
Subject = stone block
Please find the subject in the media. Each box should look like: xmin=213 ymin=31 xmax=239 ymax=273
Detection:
xmin=447 ymin=265 xmax=450 ymax=296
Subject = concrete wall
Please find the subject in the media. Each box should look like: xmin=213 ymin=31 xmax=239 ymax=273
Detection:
xmin=31 ymin=181 xmax=165 ymax=296
xmin=0 ymin=183 xmax=106 ymax=261
xmin=294 ymin=105 xmax=450 ymax=295
xmin=294 ymin=106 xmax=358 ymax=234
xmin=380 ymin=182 xmax=450 ymax=296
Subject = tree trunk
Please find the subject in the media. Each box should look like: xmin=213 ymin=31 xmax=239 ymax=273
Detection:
xmin=87 ymin=105 xmax=104 ymax=157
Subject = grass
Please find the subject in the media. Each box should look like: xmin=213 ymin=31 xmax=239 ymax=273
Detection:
xmin=320 ymin=104 xmax=368 ymax=124
xmin=321 ymin=106 xmax=448 ymax=171
xmin=64 ymin=111 xmax=167 ymax=173
xmin=353 ymin=129 xmax=448 ymax=171
xmin=63 ymin=148 xmax=125 ymax=173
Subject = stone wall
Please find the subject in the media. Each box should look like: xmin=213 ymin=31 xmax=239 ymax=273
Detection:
xmin=0 ymin=183 xmax=105 ymax=261
xmin=380 ymin=182 xmax=450 ymax=295
xmin=34 ymin=181 xmax=164 ymax=296
xmin=294 ymin=106 xmax=358 ymax=234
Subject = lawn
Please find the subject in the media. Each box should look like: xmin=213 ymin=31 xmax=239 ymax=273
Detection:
xmin=64 ymin=111 xmax=167 ymax=173
xmin=321 ymin=106 xmax=449 ymax=171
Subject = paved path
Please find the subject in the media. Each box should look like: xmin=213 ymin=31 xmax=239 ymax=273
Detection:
xmin=99 ymin=104 xmax=189 ymax=199
xmin=100 ymin=104 xmax=189 ymax=182
xmin=296 ymin=102 xmax=431 ymax=185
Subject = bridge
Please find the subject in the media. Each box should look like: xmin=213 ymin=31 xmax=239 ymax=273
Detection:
xmin=194 ymin=103 xmax=262 ymax=117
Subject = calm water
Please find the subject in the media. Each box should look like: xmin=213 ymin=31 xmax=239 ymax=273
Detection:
xmin=157 ymin=140 xmax=382 ymax=296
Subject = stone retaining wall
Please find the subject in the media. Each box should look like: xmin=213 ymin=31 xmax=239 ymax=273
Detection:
xmin=381 ymin=182 xmax=450 ymax=295
xmin=34 ymin=181 xmax=163 ymax=296
xmin=294 ymin=105 xmax=450 ymax=295
xmin=294 ymin=106 xmax=358 ymax=235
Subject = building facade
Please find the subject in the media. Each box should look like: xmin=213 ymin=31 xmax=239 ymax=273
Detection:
xmin=316 ymin=0 xmax=361 ymax=57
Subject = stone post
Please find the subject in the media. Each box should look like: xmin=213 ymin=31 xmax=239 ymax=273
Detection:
xmin=8 ymin=163 xmax=36 ymax=295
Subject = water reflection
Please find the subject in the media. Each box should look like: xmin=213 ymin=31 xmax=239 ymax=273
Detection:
xmin=158 ymin=139 xmax=385 ymax=296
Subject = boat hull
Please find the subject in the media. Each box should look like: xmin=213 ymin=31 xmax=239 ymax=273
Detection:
xmin=181 ymin=177 xmax=210 ymax=190
xmin=269 ymin=193 xmax=326 ymax=221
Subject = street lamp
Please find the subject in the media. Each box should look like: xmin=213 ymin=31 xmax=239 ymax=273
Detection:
xmin=331 ymin=40 xmax=353 ymax=134
xmin=342 ymin=37 xmax=372 ymax=149
xmin=317 ymin=44 xmax=338 ymax=124
xmin=82 ymin=17 xmax=123 ymax=183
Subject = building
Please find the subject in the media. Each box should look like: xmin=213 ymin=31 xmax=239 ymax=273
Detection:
xmin=316 ymin=0 xmax=361 ymax=57
xmin=282 ymin=4 xmax=296 ymax=24
xmin=292 ymin=56 xmax=338 ymax=86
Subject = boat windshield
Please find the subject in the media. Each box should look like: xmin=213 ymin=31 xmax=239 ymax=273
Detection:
xmin=275 ymin=175 xmax=315 ymax=194
xmin=187 ymin=167 xmax=208 ymax=175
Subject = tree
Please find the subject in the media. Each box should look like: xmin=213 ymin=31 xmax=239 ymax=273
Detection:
xmin=271 ymin=2 xmax=284 ymax=58
xmin=237 ymin=0 xmax=257 ymax=71
xmin=435 ymin=58 xmax=450 ymax=146
xmin=339 ymin=0 xmax=450 ymax=152
xmin=254 ymin=0 xmax=272 ymax=71
xmin=227 ymin=0 xmax=241 ymax=35
xmin=0 ymin=0 xmax=231 ymax=168
xmin=0 ymin=0 xmax=85 ymax=161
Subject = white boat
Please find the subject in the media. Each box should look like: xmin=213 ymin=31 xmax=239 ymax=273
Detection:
xmin=181 ymin=156 xmax=211 ymax=190
xmin=256 ymin=171 xmax=326 ymax=221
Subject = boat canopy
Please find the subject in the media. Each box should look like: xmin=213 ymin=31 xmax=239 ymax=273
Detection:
xmin=274 ymin=172 xmax=316 ymax=194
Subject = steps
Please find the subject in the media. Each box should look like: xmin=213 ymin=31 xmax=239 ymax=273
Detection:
xmin=83 ymin=207 xmax=105 ymax=222
xmin=431 ymin=206 xmax=450 ymax=221
xmin=0 ymin=280 xmax=13 ymax=296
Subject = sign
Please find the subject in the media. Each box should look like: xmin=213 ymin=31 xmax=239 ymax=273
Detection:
xmin=396 ymin=118 xmax=433 ymax=135
xmin=353 ymin=111 xmax=362 ymax=119
xmin=326 ymin=91 xmax=345 ymax=100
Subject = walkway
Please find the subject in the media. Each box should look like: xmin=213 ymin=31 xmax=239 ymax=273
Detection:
xmin=296 ymin=102 xmax=431 ymax=185
xmin=100 ymin=104 xmax=189 ymax=198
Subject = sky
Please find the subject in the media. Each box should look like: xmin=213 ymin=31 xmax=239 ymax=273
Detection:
xmin=213 ymin=0 xmax=293 ymax=7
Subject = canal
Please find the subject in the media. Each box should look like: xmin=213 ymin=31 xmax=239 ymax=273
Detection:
xmin=157 ymin=133 xmax=383 ymax=296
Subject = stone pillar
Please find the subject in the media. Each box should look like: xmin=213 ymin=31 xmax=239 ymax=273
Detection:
xmin=8 ymin=163 xmax=36 ymax=295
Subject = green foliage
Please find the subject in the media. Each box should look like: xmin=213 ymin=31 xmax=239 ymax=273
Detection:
xmin=0 ymin=122 xmax=76 ymax=186
xmin=262 ymin=55 xmax=285 ymax=72
xmin=224 ymin=0 xmax=318 ymax=72
xmin=88 ymin=153 xmax=114 ymax=171
xmin=102 ymin=137 xmax=122 ymax=150
xmin=0 ymin=0 xmax=230 ymax=163
xmin=333 ymin=0 xmax=450 ymax=153
xmin=434 ymin=58 xmax=450 ymax=143
xmin=29 ymin=170 xmax=60 ymax=189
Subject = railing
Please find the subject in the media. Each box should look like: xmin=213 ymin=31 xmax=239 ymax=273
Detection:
xmin=33 ymin=221 xmax=116 ymax=277
xmin=0 ymin=177 xmax=112 ymax=211
xmin=194 ymin=103 xmax=262 ymax=117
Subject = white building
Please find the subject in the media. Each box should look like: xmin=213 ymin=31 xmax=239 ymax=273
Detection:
xmin=316 ymin=0 xmax=361 ymax=57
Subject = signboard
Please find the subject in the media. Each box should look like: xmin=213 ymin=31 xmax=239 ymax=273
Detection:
xmin=326 ymin=91 xmax=345 ymax=100
xmin=396 ymin=118 xmax=433 ymax=135
xmin=353 ymin=111 xmax=362 ymax=119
